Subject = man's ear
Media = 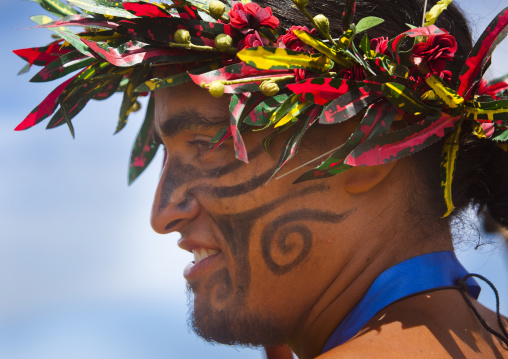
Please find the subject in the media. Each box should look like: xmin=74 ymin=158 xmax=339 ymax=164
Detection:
xmin=344 ymin=162 xmax=397 ymax=194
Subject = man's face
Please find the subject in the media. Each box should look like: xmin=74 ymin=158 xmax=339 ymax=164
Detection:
xmin=151 ymin=82 xmax=357 ymax=346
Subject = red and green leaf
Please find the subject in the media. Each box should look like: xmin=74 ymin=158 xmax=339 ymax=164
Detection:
xmin=129 ymin=94 xmax=160 ymax=184
xmin=15 ymin=73 xmax=81 ymax=131
xmin=116 ymin=17 xmax=237 ymax=45
xmin=34 ymin=14 xmax=119 ymax=29
xmin=123 ymin=2 xmax=172 ymax=18
xmin=345 ymin=113 xmax=460 ymax=166
xmin=243 ymin=94 xmax=289 ymax=126
xmin=382 ymin=82 xmax=437 ymax=116
xmin=82 ymin=38 xmax=219 ymax=67
xmin=342 ymin=0 xmax=356 ymax=30
xmin=229 ymin=93 xmax=252 ymax=163
xmin=30 ymin=50 xmax=94 ymax=82
xmin=320 ymin=87 xmax=380 ymax=124
xmin=486 ymin=74 xmax=508 ymax=98
xmin=13 ymin=42 xmax=73 ymax=67
xmin=287 ymin=77 xmax=357 ymax=105
xmin=296 ymin=100 xmax=396 ymax=182
xmin=458 ymin=7 xmax=508 ymax=99
xmin=271 ymin=106 xmax=320 ymax=179
xmin=116 ymin=68 xmax=150 ymax=133
xmin=189 ymin=62 xmax=292 ymax=93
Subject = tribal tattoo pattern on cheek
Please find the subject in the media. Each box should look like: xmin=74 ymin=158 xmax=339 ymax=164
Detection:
xmin=157 ymin=144 xmax=353 ymax=308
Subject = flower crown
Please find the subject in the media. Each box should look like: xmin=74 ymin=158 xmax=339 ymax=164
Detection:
xmin=14 ymin=0 xmax=508 ymax=217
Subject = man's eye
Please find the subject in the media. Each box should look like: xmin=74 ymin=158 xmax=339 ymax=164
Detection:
xmin=188 ymin=139 xmax=214 ymax=156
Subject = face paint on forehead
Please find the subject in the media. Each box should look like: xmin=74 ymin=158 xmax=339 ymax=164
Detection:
xmin=157 ymin=144 xmax=266 ymax=211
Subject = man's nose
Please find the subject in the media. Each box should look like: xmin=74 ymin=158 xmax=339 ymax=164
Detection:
xmin=150 ymin=168 xmax=200 ymax=234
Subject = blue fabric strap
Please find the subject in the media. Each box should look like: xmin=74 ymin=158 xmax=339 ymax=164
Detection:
xmin=321 ymin=251 xmax=481 ymax=353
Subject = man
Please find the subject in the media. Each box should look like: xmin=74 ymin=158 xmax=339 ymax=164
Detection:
xmin=14 ymin=0 xmax=508 ymax=357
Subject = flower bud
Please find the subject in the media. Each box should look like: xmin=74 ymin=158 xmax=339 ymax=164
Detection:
xmin=215 ymin=34 xmax=233 ymax=52
xmin=260 ymin=80 xmax=280 ymax=97
xmin=174 ymin=29 xmax=191 ymax=44
xmin=209 ymin=81 xmax=225 ymax=98
xmin=292 ymin=0 xmax=308 ymax=8
xmin=314 ymin=14 xmax=330 ymax=35
xmin=209 ymin=0 xmax=226 ymax=19
xmin=130 ymin=100 xmax=141 ymax=113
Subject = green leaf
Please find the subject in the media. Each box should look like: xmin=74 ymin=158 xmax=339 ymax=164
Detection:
xmin=66 ymin=0 xmax=136 ymax=18
xmin=243 ymin=94 xmax=288 ymax=126
xmin=237 ymin=46 xmax=333 ymax=73
xmin=59 ymin=100 xmax=76 ymax=138
xmin=116 ymin=68 xmax=149 ymax=134
xmin=356 ymin=16 xmax=384 ymax=33
xmin=129 ymin=94 xmax=160 ymax=184
xmin=359 ymin=33 xmax=371 ymax=54
xmin=30 ymin=0 xmax=79 ymax=17
xmin=440 ymin=120 xmax=462 ymax=217
xmin=382 ymin=82 xmax=437 ymax=116
xmin=30 ymin=51 xmax=94 ymax=82
xmin=296 ymin=100 xmax=396 ymax=183
xmin=494 ymin=129 xmax=508 ymax=142
xmin=293 ymin=30 xmax=355 ymax=68
xmin=465 ymin=99 xmax=508 ymax=122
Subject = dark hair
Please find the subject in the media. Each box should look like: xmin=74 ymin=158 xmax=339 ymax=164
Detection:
xmin=255 ymin=0 xmax=508 ymax=231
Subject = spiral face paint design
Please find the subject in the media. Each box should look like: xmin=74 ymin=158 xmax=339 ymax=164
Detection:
xmin=157 ymin=145 xmax=353 ymax=308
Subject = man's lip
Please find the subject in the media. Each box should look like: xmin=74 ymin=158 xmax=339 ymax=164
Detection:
xmin=183 ymin=251 xmax=222 ymax=280
xmin=177 ymin=235 xmax=219 ymax=253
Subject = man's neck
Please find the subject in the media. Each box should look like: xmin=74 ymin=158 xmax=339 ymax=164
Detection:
xmin=289 ymin=217 xmax=453 ymax=359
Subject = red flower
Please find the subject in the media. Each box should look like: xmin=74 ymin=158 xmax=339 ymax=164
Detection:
xmin=238 ymin=31 xmax=267 ymax=50
xmin=228 ymin=3 xmax=279 ymax=31
xmin=370 ymin=37 xmax=390 ymax=56
xmin=294 ymin=68 xmax=317 ymax=82
xmin=277 ymin=26 xmax=316 ymax=52
xmin=411 ymin=34 xmax=457 ymax=74
xmin=339 ymin=64 xmax=367 ymax=81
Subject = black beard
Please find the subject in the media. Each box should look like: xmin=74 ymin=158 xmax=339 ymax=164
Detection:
xmin=186 ymin=283 xmax=288 ymax=347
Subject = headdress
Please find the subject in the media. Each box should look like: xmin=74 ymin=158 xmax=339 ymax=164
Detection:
xmin=13 ymin=0 xmax=508 ymax=217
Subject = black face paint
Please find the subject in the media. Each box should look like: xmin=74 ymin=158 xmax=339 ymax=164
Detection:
xmin=261 ymin=209 xmax=353 ymax=275
xmin=158 ymin=145 xmax=265 ymax=210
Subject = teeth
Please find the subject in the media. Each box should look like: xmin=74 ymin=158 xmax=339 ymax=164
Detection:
xmin=193 ymin=248 xmax=219 ymax=264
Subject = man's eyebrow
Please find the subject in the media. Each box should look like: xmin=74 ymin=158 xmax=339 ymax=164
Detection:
xmin=157 ymin=110 xmax=227 ymax=138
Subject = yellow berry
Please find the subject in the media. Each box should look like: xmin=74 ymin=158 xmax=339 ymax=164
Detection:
xmin=209 ymin=81 xmax=225 ymax=98
xmin=215 ymin=34 xmax=233 ymax=52
xmin=174 ymin=29 xmax=191 ymax=44
xmin=314 ymin=14 xmax=330 ymax=35
xmin=209 ymin=0 xmax=226 ymax=19
xmin=260 ymin=80 xmax=280 ymax=97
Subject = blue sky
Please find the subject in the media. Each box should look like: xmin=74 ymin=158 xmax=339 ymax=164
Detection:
xmin=0 ymin=1 xmax=507 ymax=358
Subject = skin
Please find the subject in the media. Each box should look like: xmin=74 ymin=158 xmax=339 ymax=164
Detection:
xmin=150 ymin=82 xmax=508 ymax=358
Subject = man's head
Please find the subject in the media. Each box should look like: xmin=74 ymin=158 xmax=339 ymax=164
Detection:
xmin=149 ymin=79 xmax=428 ymax=347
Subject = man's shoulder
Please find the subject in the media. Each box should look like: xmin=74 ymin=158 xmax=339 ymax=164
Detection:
xmin=315 ymin=317 xmax=508 ymax=359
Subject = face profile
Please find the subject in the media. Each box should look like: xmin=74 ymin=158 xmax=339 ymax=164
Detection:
xmin=150 ymin=81 xmax=361 ymax=347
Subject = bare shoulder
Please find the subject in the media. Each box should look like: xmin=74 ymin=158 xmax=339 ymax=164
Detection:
xmin=315 ymin=291 xmax=508 ymax=359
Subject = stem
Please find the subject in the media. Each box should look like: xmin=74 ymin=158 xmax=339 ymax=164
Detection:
xmin=169 ymin=42 xmax=237 ymax=54
xmin=422 ymin=0 xmax=428 ymax=27
xmin=203 ymin=75 xmax=295 ymax=88
xmin=298 ymin=6 xmax=338 ymax=47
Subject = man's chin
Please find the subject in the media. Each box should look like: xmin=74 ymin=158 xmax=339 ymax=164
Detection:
xmin=186 ymin=286 xmax=287 ymax=347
